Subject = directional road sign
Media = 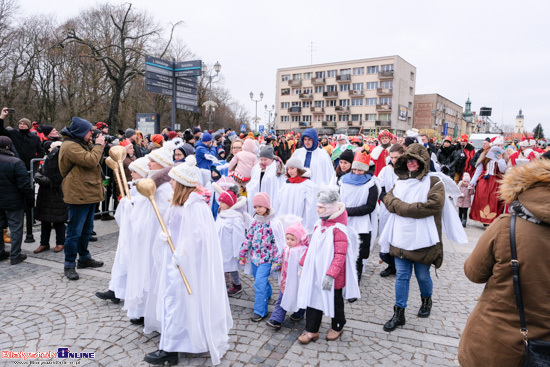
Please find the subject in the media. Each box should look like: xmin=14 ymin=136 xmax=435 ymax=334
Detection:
xmin=176 ymin=104 xmax=200 ymax=113
xmin=145 ymin=56 xmax=173 ymax=70
xmin=175 ymin=91 xmax=199 ymax=102
xmin=145 ymin=64 xmax=173 ymax=77
xmin=145 ymin=84 xmax=172 ymax=97
xmin=146 ymin=79 xmax=173 ymax=90
xmin=145 ymin=72 xmax=173 ymax=84
xmin=174 ymin=60 xmax=202 ymax=77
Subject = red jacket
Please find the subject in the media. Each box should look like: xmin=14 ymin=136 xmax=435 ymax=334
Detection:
xmin=300 ymin=205 xmax=348 ymax=289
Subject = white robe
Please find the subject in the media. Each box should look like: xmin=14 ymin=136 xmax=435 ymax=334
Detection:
xmin=216 ymin=197 xmax=247 ymax=272
xmin=246 ymin=161 xmax=286 ymax=214
xmin=377 ymin=165 xmax=398 ymax=235
xmin=275 ymin=179 xmax=318 ymax=233
xmin=291 ymin=147 xmax=335 ymax=186
xmin=280 ymin=244 xmax=308 ymax=313
xmin=155 ymin=193 xmax=232 ymax=365
xmin=108 ymin=197 xmax=133 ymax=299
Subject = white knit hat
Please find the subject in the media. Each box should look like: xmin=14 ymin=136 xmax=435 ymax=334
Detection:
xmin=129 ymin=157 xmax=150 ymax=178
xmin=169 ymin=155 xmax=199 ymax=187
xmin=148 ymin=140 xmax=178 ymax=168
xmin=285 ymin=156 xmax=305 ymax=170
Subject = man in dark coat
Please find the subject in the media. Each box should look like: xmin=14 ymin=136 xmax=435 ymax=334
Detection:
xmin=451 ymin=134 xmax=476 ymax=183
xmin=0 ymin=135 xmax=34 ymax=265
xmin=0 ymin=109 xmax=44 ymax=170
xmin=437 ymin=137 xmax=456 ymax=178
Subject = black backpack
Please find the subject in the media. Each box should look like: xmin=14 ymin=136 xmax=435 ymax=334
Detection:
xmin=42 ymin=146 xmax=67 ymax=187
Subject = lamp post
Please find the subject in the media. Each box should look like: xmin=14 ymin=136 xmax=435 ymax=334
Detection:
xmin=265 ymin=104 xmax=275 ymax=132
xmin=202 ymin=61 xmax=221 ymax=131
xmin=250 ymin=91 xmax=263 ymax=132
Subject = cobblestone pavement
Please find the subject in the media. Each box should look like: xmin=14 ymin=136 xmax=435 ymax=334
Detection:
xmin=0 ymin=218 xmax=487 ymax=366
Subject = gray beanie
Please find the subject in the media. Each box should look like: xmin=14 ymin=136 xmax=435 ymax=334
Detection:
xmin=285 ymin=156 xmax=304 ymax=170
xmin=259 ymin=146 xmax=274 ymax=160
xmin=316 ymin=187 xmax=340 ymax=204
xmin=124 ymin=128 xmax=137 ymax=139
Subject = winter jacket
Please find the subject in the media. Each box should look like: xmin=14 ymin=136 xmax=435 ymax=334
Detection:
xmin=34 ymin=165 xmax=68 ymax=223
xmin=0 ymin=118 xmax=44 ymax=170
xmin=437 ymin=145 xmax=456 ymax=176
xmin=384 ymin=143 xmax=445 ymax=268
xmin=456 ymin=183 xmax=474 ymax=208
xmin=458 ymin=158 xmax=550 ymax=367
xmin=451 ymin=143 xmax=475 ymax=175
xmin=277 ymin=140 xmax=291 ymax=163
xmin=194 ymin=141 xmax=218 ymax=170
xmin=58 ymin=128 xmax=104 ymax=205
xmin=0 ymin=149 xmax=34 ymax=211
xmin=228 ymin=139 xmax=258 ymax=180
xmin=300 ymin=203 xmax=349 ymax=289
xmin=238 ymin=214 xmax=280 ymax=266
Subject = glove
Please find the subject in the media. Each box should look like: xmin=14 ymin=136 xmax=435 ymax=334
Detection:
xmin=322 ymin=275 xmax=334 ymax=291
xmin=272 ymin=263 xmax=281 ymax=272
xmin=159 ymin=231 xmax=169 ymax=242
xmin=297 ymin=265 xmax=303 ymax=278
xmin=172 ymin=248 xmax=185 ymax=268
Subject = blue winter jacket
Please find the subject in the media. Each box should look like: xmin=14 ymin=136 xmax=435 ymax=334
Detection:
xmin=194 ymin=141 xmax=218 ymax=170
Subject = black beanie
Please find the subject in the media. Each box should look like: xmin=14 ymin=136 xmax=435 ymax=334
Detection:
xmin=340 ymin=149 xmax=354 ymax=164
xmin=404 ymin=137 xmax=416 ymax=147
xmin=41 ymin=124 xmax=54 ymax=136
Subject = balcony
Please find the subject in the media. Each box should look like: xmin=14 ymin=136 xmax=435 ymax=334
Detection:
xmin=323 ymin=91 xmax=338 ymax=99
xmin=311 ymin=77 xmax=326 ymax=85
xmin=378 ymin=70 xmax=394 ymax=79
xmin=299 ymin=121 xmax=312 ymax=127
xmin=348 ymin=90 xmax=364 ymax=98
xmin=299 ymin=93 xmax=314 ymax=100
xmin=375 ymin=120 xmax=392 ymax=128
xmin=288 ymin=107 xmax=302 ymax=115
xmin=336 ymin=74 xmax=352 ymax=83
xmin=377 ymin=88 xmax=393 ymax=96
xmin=289 ymin=79 xmax=302 ymax=87
xmin=322 ymin=121 xmax=337 ymax=127
xmin=335 ymin=106 xmax=350 ymax=114
xmin=309 ymin=107 xmax=325 ymax=114
xmin=376 ymin=104 xmax=392 ymax=112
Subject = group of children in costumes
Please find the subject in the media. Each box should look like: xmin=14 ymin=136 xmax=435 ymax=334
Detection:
xmin=94 ymin=130 xmax=470 ymax=365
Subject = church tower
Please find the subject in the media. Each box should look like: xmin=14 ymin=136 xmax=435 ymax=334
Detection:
xmin=514 ymin=109 xmax=524 ymax=134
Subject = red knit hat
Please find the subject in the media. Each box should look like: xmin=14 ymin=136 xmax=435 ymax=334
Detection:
xmin=119 ymin=139 xmax=131 ymax=147
xmin=168 ymin=131 xmax=178 ymax=140
xmin=151 ymin=134 xmax=164 ymax=145
xmin=252 ymin=192 xmax=271 ymax=210
xmin=219 ymin=190 xmax=237 ymax=208
xmin=378 ymin=129 xmax=392 ymax=140
xmin=460 ymin=134 xmax=469 ymax=143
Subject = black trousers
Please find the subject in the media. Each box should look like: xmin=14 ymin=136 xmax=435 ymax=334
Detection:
xmin=458 ymin=208 xmax=468 ymax=222
xmin=40 ymin=221 xmax=66 ymax=246
xmin=305 ymin=289 xmax=345 ymax=333
xmin=356 ymin=233 xmax=371 ymax=283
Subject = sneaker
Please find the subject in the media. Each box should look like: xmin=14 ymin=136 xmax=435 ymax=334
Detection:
xmin=64 ymin=267 xmax=79 ymax=280
xmin=0 ymin=250 xmax=9 ymax=261
xmin=250 ymin=314 xmax=265 ymax=322
xmin=462 ymin=219 xmax=467 ymax=227
xmin=227 ymin=283 xmax=242 ymax=296
xmin=130 ymin=317 xmax=144 ymax=325
xmin=101 ymin=214 xmax=115 ymax=221
xmin=89 ymin=236 xmax=98 ymax=242
xmin=289 ymin=313 xmax=304 ymax=322
xmin=266 ymin=320 xmax=282 ymax=329
xmin=95 ymin=290 xmax=121 ymax=304
xmin=348 ymin=298 xmax=358 ymax=304
xmin=10 ymin=253 xmax=27 ymax=265
xmin=77 ymin=258 xmax=104 ymax=269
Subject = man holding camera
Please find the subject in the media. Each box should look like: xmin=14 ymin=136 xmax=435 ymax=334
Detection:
xmin=59 ymin=117 xmax=106 ymax=280
xmin=0 ymin=108 xmax=44 ymax=170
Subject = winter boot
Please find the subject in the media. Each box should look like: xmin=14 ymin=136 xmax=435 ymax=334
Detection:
xmin=383 ymin=305 xmax=406 ymax=332
xmin=418 ymin=296 xmax=432 ymax=318
xmin=380 ymin=265 xmax=396 ymax=277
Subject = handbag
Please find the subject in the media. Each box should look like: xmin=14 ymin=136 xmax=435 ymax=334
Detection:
xmin=509 ymin=214 xmax=550 ymax=366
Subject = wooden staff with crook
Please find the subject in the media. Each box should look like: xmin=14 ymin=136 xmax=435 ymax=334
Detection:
xmin=109 ymin=146 xmax=131 ymax=200
xmin=136 ymin=178 xmax=192 ymax=295
xmin=105 ymin=157 xmax=126 ymax=200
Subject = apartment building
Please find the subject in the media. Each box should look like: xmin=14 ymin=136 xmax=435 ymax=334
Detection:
xmin=413 ymin=94 xmax=469 ymax=137
xmin=275 ymin=56 xmax=416 ymax=136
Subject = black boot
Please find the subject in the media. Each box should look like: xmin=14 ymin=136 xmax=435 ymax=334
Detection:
xmin=418 ymin=296 xmax=432 ymax=318
xmin=383 ymin=306 xmax=406 ymax=332
xmin=130 ymin=317 xmax=144 ymax=325
xmin=356 ymin=257 xmax=363 ymax=285
xmin=380 ymin=265 xmax=396 ymax=277
xmin=143 ymin=350 xmax=178 ymax=365
xmin=95 ymin=290 xmax=120 ymax=304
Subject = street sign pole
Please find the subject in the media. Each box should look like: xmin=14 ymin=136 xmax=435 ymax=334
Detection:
xmin=171 ymin=57 xmax=176 ymax=131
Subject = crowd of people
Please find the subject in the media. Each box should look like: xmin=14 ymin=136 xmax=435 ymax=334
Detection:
xmin=1 ymin=107 xmax=549 ymax=365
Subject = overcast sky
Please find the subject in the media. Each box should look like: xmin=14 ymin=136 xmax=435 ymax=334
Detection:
xmin=22 ymin=0 xmax=550 ymax=133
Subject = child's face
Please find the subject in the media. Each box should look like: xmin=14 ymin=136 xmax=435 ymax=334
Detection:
xmin=287 ymin=166 xmax=298 ymax=178
xmin=211 ymin=171 xmax=220 ymax=180
xmin=316 ymin=205 xmax=326 ymax=216
xmin=219 ymin=202 xmax=230 ymax=211
xmin=352 ymin=168 xmax=365 ymax=175
xmin=130 ymin=171 xmax=143 ymax=181
xmin=286 ymin=234 xmax=298 ymax=247
xmin=254 ymin=205 xmax=268 ymax=216
xmin=389 ymin=151 xmax=402 ymax=165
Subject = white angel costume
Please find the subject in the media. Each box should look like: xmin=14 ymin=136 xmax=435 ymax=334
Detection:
xmin=155 ymin=192 xmax=232 ymax=365
xmin=216 ymin=196 xmax=248 ymax=272
xmin=280 ymin=243 xmax=308 ymax=313
xmin=291 ymin=147 xmax=335 ymax=186
xmin=275 ymin=177 xmax=318 ymax=233
xmin=108 ymin=196 xmax=133 ymax=299
xmin=377 ymin=165 xmax=398 ymax=234
xmin=246 ymin=160 xmax=286 ymax=214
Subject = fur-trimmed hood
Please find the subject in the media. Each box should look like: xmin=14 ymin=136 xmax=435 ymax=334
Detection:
xmin=499 ymin=158 xmax=550 ymax=223
xmin=394 ymin=143 xmax=430 ymax=180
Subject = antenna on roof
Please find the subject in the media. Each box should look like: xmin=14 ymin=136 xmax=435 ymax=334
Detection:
xmin=308 ymin=41 xmax=317 ymax=65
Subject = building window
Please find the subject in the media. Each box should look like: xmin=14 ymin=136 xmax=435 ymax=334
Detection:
xmin=366 ymin=114 xmax=376 ymax=121
xmin=379 ymin=97 xmax=392 ymax=105
xmin=379 ymin=113 xmax=391 ymax=121
xmin=280 ymin=116 xmax=289 ymax=122
xmin=315 ymin=71 xmax=325 ymax=78
xmin=351 ymin=114 xmax=362 ymax=122
xmin=410 ymin=71 xmax=415 ymax=81
xmin=409 ymin=87 xmax=413 ymax=96
xmin=303 ymin=87 xmax=312 ymax=94
xmin=303 ymin=101 xmax=312 ymax=108
xmin=352 ymin=83 xmax=363 ymax=91
xmin=351 ymin=99 xmax=363 ymax=106
xmin=339 ymin=99 xmax=350 ymax=107
xmin=327 ymin=85 xmax=337 ymax=92
xmin=327 ymin=70 xmax=337 ymax=77
xmin=340 ymin=84 xmax=350 ymax=92
xmin=303 ymin=115 xmax=311 ymax=122
xmin=326 ymin=115 xmax=336 ymax=121
xmin=366 ymin=82 xmax=378 ymax=90
xmin=292 ymin=73 xmax=302 ymax=81
xmin=291 ymin=101 xmax=301 ymax=107
xmin=381 ymin=64 xmax=394 ymax=72
xmin=340 ymin=68 xmax=351 ymax=75
xmin=291 ymin=116 xmax=301 ymax=122
xmin=366 ymin=98 xmax=377 ymax=105
xmin=353 ymin=67 xmax=364 ymax=75
xmin=327 ymin=100 xmax=337 ymax=107
xmin=303 ymin=72 xmax=312 ymax=80
xmin=281 ymin=102 xmax=290 ymax=109
xmin=380 ymin=80 xmax=393 ymax=89
xmin=293 ymin=88 xmax=301 ymax=95
xmin=281 ymin=74 xmax=290 ymax=82
xmin=314 ymin=115 xmax=323 ymax=122
xmin=281 ymin=88 xmax=290 ymax=96
xmin=315 ymin=86 xmax=325 ymax=93
xmin=314 ymin=100 xmax=324 ymax=108
xmin=367 ymin=66 xmax=379 ymax=74
xmin=339 ymin=114 xmax=350 ymax=122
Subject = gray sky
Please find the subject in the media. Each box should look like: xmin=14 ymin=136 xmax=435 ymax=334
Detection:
xmin=22 ymin=0 xmax=550 ymax=134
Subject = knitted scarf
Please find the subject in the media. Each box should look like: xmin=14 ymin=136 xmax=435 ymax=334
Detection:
xmin=341 ymin=172 xmax=372 ymax=186
xmin=509 ymin=200 xmax=547 ymax=225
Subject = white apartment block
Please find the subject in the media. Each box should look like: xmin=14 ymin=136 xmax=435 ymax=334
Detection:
xmin=275 ymin=55 xmax=416 ymax=136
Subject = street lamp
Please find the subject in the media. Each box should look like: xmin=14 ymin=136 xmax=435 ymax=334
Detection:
xmin=202 ymin=61 xmax=221 ymax=131
xmin=265 ymin=104 xmax=275 ymax=132
xmin=250 ymin=91 xmax=263 ymax=132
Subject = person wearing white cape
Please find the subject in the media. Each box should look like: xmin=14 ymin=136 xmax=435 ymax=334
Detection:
xmin=297 ymin=188 xmax=360 ymax=344
xmin=144 ymin=160 xmax=232 ymax=366
xmin=379 ymin=143 xmax=466 ymax=333
xmin=290 ymin=128 xmax=334 ymax=186
xmin=246 ymin=146 xmax=286 ymax=214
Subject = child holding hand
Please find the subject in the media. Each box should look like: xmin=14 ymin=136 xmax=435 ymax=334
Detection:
xmin=456 ymin=172 xmax=475 ymax=227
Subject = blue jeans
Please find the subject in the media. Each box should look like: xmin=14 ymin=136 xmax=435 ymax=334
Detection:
xmin=269 ymin=290 xmax=306 ymax=323
xmin=394 ymin=257 xmax=433 ymax=308
xmin=251 ymin=263 xmax=272 ymax=317
xmin=64 ymin=204 xmax=95 ymax=268
xmin=0 ymin=208 xmax=24 ymax=259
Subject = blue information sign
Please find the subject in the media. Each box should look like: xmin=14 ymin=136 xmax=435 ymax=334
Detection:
xmin=259 ymin=125 xmax=265 ymax=132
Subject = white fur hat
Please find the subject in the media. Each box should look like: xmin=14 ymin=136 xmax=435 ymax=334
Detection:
xmin=148 ymin=140 xmax=179 ymax=168
xmin=169 ymin=155 xmax=199 ymax=187
xmin=285 ymin=156 xmax=305 ymax=170
xmin=490 ymin=137 xmax=503 ymax=147
xmin=128 ymin=157 xmax=150 ymax=178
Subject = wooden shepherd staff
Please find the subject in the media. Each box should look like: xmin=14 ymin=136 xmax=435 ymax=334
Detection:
xmin=136 ymin=178 xmax=192 ymax=295
xmin=105 ymin=157 xmax=126 ymax=200
xmin=109 ymin=146 xmax=131 ymax=200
